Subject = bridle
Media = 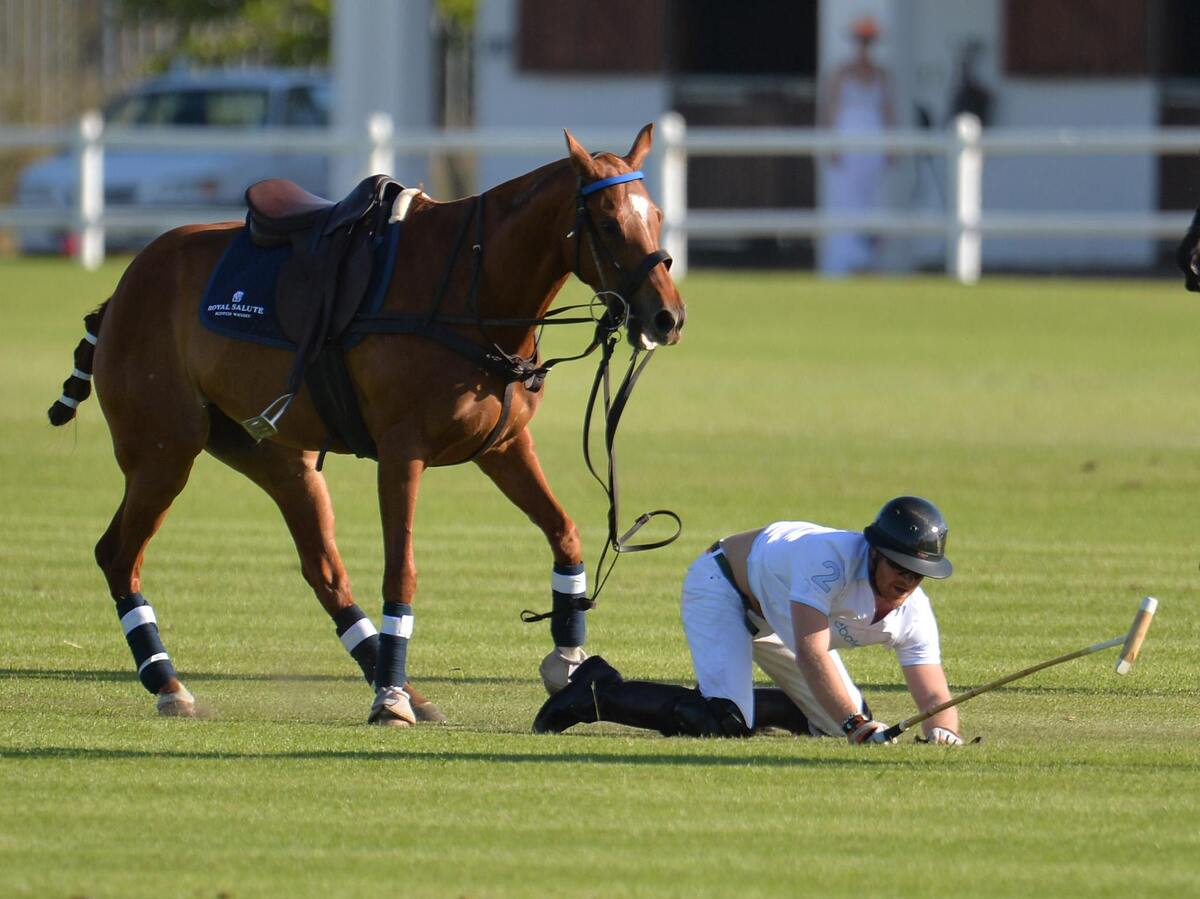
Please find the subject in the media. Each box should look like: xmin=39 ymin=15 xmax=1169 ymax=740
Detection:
xmin=560 ymin=169 xmax=680 ymax=606
xmin=571 ymin=170 xmax=673 ymax=332
xmin=350 ymin=165 xmax=681 ymax=610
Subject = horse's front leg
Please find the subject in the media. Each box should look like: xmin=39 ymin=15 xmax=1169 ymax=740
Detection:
xmin=371 ymin=448 xmax=427 ymax=727
xmin=476 ymin=429 xmax=590 ymax=695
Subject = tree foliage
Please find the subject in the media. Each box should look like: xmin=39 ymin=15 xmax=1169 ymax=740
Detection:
xmin=114 ymin=0 xmax=474 ymax=71
xmin=116 ymin=0 xmax=331 ymax=68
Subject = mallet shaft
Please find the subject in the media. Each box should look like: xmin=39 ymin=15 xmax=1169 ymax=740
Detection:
xmin=881 ymin=635 xmax=1125 ymax=741
xmin=884 ymin=596 xmax=1158 ymax=740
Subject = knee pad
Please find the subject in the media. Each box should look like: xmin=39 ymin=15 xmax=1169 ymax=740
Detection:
xmin=671 ymin=691 xmax=752 ymax=738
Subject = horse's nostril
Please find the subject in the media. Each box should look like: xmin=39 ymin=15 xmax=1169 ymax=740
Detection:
xmin=653 ymin=309 xmax=677 ymax=336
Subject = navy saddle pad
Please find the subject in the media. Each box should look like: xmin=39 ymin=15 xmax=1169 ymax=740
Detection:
xmin=199 ymin=216 xmax=402 ymax=350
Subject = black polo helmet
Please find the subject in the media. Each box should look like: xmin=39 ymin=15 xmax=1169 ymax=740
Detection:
xmin=863 ymin=496 xmax=953 ymax=579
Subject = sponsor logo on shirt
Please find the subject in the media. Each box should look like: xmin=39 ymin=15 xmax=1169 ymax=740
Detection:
xmin=834 ymin=619 xmax=861 ymax=647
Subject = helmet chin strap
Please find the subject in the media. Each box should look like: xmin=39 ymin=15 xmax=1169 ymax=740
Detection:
xmin=867 ymin=548 xmax=882 ymax=597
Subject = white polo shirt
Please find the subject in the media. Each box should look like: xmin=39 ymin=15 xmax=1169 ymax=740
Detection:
xmin=745 ymin=521 xmax=941 ymax=667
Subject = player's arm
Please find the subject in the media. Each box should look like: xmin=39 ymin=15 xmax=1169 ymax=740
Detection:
xmin=790 ymin=602 xmax=875 ymax=738
xmin=902 ymin=663 xmax=962 ymax=743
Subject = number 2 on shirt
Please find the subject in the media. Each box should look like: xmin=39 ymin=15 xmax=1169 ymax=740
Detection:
xmin=810 ymin=559 xmax=843 ymax=594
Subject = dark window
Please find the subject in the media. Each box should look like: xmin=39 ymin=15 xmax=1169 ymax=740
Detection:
xmin=518 ymin=0 xmax=665 ymax=73
xmin=282 ymin=86 xmax=330 ymax=126
xmin=1154 ymin=0 xmax=1200 ymax=77
xmin=1005 ymin=0 xmax=1149 ymax=76
xmin=668 ymin=0 xmax=816 ymax=75
xmin=105 ymin=89 xmax=269 ymax=127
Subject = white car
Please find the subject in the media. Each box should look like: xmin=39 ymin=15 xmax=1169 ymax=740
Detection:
xmin=15 ymin=67 xmax=331 ymax=253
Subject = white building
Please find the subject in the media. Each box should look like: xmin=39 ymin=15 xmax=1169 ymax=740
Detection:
xmin=334 ymin=0 xmax=1199 ymax=273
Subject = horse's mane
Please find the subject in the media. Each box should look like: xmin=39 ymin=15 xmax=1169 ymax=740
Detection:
xmin=506 ymin=159 xmax=573 ymax=209
xmin=409 ymin=149 xmax=626 ymax=214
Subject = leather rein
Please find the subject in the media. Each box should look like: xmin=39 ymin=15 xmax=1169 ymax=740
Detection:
xmin=348 ymin=168 xmax=681 ymax=608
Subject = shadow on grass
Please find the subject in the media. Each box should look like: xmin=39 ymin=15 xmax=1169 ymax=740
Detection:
xmin=2 ymin=669 xmax=1140 ymax=697
xmin=2 ymin=744 xmax=1190 ymax=773
xmin=0 ymin=744 xmax=917 ymax=769
xmin=0 ymin=668 xmax=525 ymax=686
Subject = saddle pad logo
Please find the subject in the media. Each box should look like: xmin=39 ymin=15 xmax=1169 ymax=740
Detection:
xmin=206 ymin=286 xmax=265 ymax=321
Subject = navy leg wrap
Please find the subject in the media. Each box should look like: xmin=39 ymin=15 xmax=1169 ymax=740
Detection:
xmin=114 ymin=593 xmax=176 ymax=694
xmin=375 ymin=601 xmax=411 ymax=690
xmin=550 ymin=562 xmax=589 ymax=647
xmin=333 ymin=604 xmax=378 ymax=684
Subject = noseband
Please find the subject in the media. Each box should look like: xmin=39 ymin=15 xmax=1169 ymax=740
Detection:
xmin=573 ymin=170 xmax=673 ymax=330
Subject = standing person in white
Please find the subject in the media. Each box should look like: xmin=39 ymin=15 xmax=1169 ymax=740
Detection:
xmin=534 ymin=497 xmax=963 ymax=746
xmin=820 ymin=15 xmax=895 ymax=276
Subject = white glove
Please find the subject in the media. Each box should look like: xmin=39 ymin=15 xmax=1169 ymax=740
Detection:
xmin=842 ymin=713 xmax=896 ymax=745
xmin=924 ymin=726 xmax=964 ymax=745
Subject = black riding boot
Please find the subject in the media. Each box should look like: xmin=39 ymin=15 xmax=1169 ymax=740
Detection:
xmin=752 ymin=688 xmax=812 ymax=735
xmin=533 ymin=656 xmax=691 ymax=735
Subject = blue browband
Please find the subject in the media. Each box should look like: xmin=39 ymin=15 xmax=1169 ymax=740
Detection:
xmin=580 ymin=170 xmax=645 ymax=196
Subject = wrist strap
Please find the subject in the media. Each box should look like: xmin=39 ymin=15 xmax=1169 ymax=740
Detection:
xmin=841 ymin=713 xmax=868 ymax=735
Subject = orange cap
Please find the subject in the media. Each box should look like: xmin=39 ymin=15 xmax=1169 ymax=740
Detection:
xmin=851 ymin=15 xmax=880 ymax=40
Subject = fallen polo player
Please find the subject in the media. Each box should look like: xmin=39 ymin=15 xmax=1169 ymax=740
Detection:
xmin=533 ymin=497 xmax=965 ymax=746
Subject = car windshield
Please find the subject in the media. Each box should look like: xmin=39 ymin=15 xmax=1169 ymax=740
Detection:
xmin=105 ymin=89 xmax=269 ymax=127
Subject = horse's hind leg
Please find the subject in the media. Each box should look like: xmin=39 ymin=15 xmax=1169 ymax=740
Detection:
xmin=203 ymin=408 xmax=445 ymax=722
xmin=95 ymin=432 xmax=204 ymax=717
xmin=475 ymin=429 xmax=589 ymax=695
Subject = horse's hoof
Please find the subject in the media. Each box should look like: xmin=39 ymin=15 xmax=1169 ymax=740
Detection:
xmin=539 ymin=647 xmax=589 ymax=695
xmin=156 ymin=687 xmax=196 ymax=718
xmin=413 ymin=700 xmax=448 ymax=724
xmin=368 ymin=686 xmax=416 ymax=727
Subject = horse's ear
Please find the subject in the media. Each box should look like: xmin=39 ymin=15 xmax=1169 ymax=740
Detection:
xmin=625 ymin=123 xmax=654 ymax=169
xmin=564 ymin=129 xmax=600 ymax=180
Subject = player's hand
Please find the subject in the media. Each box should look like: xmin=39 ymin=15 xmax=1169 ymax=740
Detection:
xmin=923 ymin=726 xmax=964 ymax=745
xmin=842 ymin=713 xmax=895 ymax=745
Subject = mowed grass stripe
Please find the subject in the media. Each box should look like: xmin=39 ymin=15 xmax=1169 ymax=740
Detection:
xmin=1 ymin=258 xmax=1198 ymax=898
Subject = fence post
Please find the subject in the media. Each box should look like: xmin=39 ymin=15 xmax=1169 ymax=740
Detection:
xmin=949 ymin=113 xmax=982 ymax=284
xmin=658 ymin=111 xmax=687 ymax=280
xmin=367 ymin=112 xmax=395 ymax=178
xmin=76 ymin=110 xmax=104 ymax=271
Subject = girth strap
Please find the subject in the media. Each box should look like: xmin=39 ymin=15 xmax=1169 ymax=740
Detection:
xmin=306 ymin=345 xmax=378 ymax=465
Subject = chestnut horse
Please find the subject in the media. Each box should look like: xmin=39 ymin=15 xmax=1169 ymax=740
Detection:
xmin=47 ymin=124 xmax=684 ymax=725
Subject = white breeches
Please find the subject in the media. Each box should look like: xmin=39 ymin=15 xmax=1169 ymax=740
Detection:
xmin=680 ymin=551 xmax=864 ymax=735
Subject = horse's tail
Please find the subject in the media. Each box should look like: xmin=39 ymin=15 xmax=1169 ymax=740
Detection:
xmin=47 ymin=300 xmax=109 ymax=426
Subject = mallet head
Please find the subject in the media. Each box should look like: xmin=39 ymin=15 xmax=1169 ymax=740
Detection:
xmin=1115 ymin=596 xmax=1157 ymax=675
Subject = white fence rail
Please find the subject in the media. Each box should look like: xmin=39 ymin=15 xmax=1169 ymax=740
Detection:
xmin=2 ymin=111 xmax=1197 ymax=282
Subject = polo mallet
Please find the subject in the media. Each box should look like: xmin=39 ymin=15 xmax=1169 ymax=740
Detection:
xmin=882 ymin=596 xmax=1158 ymax=741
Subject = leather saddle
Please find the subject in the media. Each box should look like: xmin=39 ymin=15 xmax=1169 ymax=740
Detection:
xmin=245 ymin=174 xmax=402 ymax=348
xmin=239 ymin=174 xmax=403 ymax=452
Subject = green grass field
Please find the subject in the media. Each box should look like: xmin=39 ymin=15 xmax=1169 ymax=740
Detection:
xmin=1 ymin=258 xmax=1198 ymax=898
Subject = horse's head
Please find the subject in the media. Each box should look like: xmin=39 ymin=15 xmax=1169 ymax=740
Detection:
xmin=564 ymin=124 xmax=686 ymax=349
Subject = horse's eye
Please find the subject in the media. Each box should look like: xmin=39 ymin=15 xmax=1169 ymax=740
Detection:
xmin=601 ymin=219 xmax=620 ymax=237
